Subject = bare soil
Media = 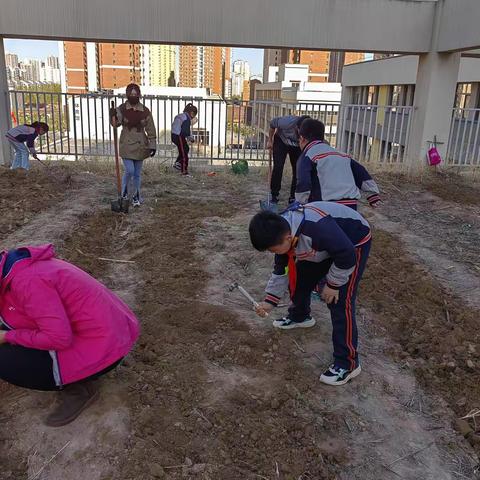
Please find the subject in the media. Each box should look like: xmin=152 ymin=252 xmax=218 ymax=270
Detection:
xmin=0 ymin=166 xmax=479 ymax=479
xmin=0 ymin=166 xmax=73 ymax=238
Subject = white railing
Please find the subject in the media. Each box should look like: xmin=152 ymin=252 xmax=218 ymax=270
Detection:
xmin=337 ymin=104 xmax=413 ymax=165
xmin=446 ymin=108 xmax=480 ymax=166
xmin=7 ymin=90 xmax=340 ymax=165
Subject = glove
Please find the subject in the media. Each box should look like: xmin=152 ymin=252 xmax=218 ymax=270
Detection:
xmin=149 ymin=149 xmax=156 ymax=157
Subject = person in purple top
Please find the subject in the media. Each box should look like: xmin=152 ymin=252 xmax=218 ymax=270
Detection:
xmin=5 ymin=121 xmax=49 ymax=171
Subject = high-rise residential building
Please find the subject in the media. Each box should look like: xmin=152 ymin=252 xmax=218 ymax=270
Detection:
xmin=328 ymin=51 xmax=345 ymax=83
xmin=21 ymin=59 xmax=41 ymax=83
xmin=5 ymin=53 xmax=19 ymax=70
xmin=374 ymin=53 xmax=395 ymax=60
xmin=97 ymin=43 xmax=141 ymax=90
xmin=61 ymin=41 xmax=141 ymax=93
xmin=290 ymin=50 xmax=330 ymax=83
xmin=214 ymin=47 xmax=231 ymax=96
xmin=328 ymin=51 xmax=366 ymax=82
xmin=62 ymin=41 xmax=89 ymax=93
xmin=179 ymin=45 xmax=198 ymax=89
xmin=46 ymin=55 xmax=60 ymax=69
xmin=179 ymin=46 xmax=230 ymax=95
xmin=344 ymin=52 xmax=366 ymax=65
xmin=232 ymin=59 xmax=250 ymax=97
xmin=40 ymin=63 xmax=61 ymax=84
xmin=6 ymin=67 xmax=13 ymax=86
xmin=264 ymin=49 xmax=366 ymax=84
xmin=263 ymin=49 xmax=289 ymax=82
xmin=147 ymin=44 xmax=177 ymax=87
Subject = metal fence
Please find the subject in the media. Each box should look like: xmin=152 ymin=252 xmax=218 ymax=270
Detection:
xmin=337 ymin=104 xmax=414 ymax=165
xmin=7 ymin=90 xmax=340 ymax=166
xmin=8 ymin=91 xmax=480 ymax=169
xmin=446 ymin=108 xmax=480 ymax=166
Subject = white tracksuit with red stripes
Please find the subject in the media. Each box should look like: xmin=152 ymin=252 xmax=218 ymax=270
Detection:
xmin=295 ymin=141 xmax=381 ymax=210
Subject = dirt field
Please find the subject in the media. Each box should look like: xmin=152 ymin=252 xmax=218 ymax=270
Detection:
xmin=1 ymin=164 xmax=480 ymax=479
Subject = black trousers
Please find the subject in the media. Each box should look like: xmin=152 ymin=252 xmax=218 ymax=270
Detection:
xmin=289 ymin=241 xmax=371 ymax=370
xmin=172 ymin=134 xmax=190 ymax=174
xmin=271 ymin=136 xmax=301 ymax=201
xmin=0 ymin=343 xmax=123 ymax=391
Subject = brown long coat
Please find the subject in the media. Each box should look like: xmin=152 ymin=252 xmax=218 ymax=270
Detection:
xmin=112 ymin=102 xmax=157 ymax=160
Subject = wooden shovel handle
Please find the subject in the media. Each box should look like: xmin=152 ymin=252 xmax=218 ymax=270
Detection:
xmin=111 ymin=100 xmax=122 ymax=196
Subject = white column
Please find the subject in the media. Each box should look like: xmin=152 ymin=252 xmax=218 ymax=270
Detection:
xmin=0 ymin=37 xmax=12 ymax=166
xmin=86 ymin=42 xmax=98 ymax=92
xmin=338 ymin=85 xmax=353 ymax=151
xmin=406 ymin=0 xmax=461 ymax=169
xmin=407 ymin=51 xmax=461 ymax=168
xmin=58 ymin=40 xmax=67 ymax=93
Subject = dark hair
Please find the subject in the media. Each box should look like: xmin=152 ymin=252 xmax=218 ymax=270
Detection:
xmin=249 ymin=211 xmax=291 ymax=251
xmin=30 ymin=121 xmax=49 ymax=132
xmin=296 ymin=115 xmax=311 ymax=128
xmin=299 ymin=118 xmax=325 ymax=142
xmin=184 ymin=103 xmax=198 ymax=116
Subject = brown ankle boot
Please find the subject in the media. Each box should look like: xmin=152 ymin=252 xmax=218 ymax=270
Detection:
xmin=45 ymin=381 xmax=99 ymax=427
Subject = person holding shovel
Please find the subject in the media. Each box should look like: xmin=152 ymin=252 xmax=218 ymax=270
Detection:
xmin=267 ymin=114 xmax=310 ymax=205
xmin=110 ymin=84 xmax=157 ymax=207
xmin=5 ymin=121 xmax=49 ymax=171
xmin=0 ymin=244 xmax=140 ymax=426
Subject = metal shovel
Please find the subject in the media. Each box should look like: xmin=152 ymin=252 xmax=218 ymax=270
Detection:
xmin=110 ymin=101 xmax=129 ymax=214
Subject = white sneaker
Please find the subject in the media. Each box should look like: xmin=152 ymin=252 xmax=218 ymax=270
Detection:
xmin=320 ymin=364 xmax=361 ymax=386
xmin=272 ymin=316 xmax=316 ymax=330
xmin=132 ymin=197 xmax=141 ymax=207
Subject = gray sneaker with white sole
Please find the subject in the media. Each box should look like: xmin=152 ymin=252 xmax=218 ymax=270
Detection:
xmin=272 ymin=316 xmax=316 ymax=330
xmin=320 ymin=364 xmax=362 ymax=386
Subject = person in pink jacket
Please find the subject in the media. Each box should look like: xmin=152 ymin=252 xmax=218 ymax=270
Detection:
xmin=0 ymin=244 xmax=140 ymax=427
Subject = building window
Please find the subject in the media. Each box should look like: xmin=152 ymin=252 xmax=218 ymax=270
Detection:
xmin=406 ymin=85 xmax=415 ymax=106
xmin=390 ymin=85 xmax=404 ymax=107
xmin=352 ymin=86 xmax=362 ymax=105
xmin=367 ymin=86 xmax=378 ymax=105
xmin=455 ymin=83 xmax=472 ymax=110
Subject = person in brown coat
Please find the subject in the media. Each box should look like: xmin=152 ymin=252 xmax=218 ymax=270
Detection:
xmin=110 ymin=84 xmax=156 ymax=207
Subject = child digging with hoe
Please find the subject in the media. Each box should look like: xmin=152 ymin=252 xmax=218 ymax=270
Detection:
xmin=249 ymin=202 xmax=371 ymax=386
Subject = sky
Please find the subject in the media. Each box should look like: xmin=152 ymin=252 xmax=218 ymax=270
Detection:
xmin=5 ymin=40 xmax=265 ymax=76
xmin=4 ymin=39 xmax=59 ymax=59
xmin=231 ymin=47 xmax=264 ymax=77
xmin=4 ymin=39 xmax=369 ymax=78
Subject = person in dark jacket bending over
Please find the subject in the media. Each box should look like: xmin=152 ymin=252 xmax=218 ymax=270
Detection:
xmin=267 ymin=115 xmax=310 ymax=204
xmin=249 ymin=201 xmax=371 ymax=386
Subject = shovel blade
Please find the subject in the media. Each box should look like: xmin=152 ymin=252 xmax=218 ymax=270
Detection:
xmin=111 ymin=198 xmax=129 ymax=213
xmin=259 ymin=199 xmax=278 ymax=213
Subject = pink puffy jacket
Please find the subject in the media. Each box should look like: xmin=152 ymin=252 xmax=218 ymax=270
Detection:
xmin=0 ymin=244 xmax=140 ymax=385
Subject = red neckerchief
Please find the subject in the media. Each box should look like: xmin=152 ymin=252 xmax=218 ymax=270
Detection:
xmin=287 ymin=237 xmax=299 ymax=298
